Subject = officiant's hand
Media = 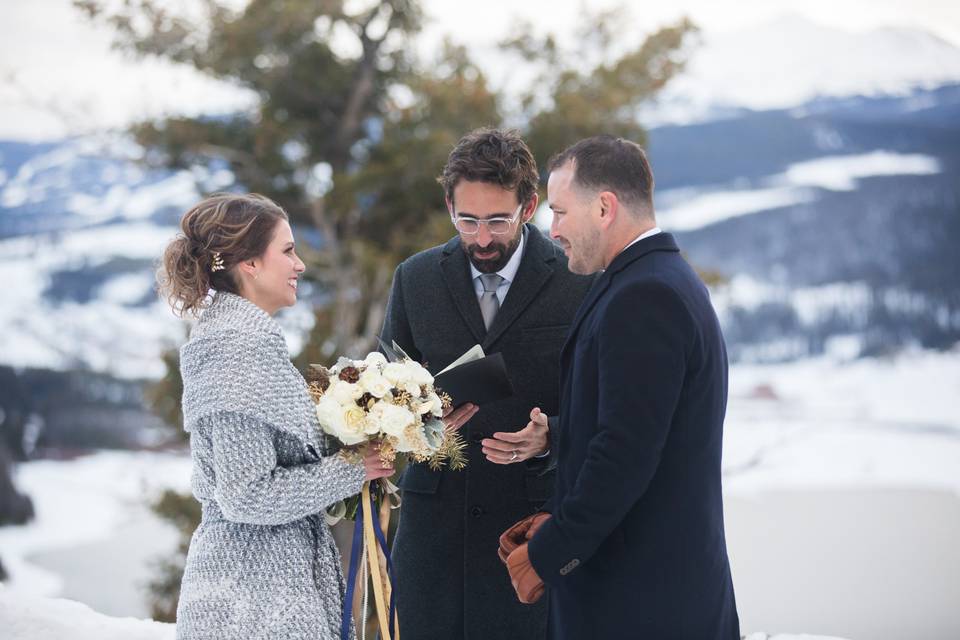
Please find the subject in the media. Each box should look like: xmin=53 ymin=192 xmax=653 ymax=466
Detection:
xmin=442 ymin=402 xmax=478 ymax=432
xmin=482 ymin=407 xmax=549 ymax=464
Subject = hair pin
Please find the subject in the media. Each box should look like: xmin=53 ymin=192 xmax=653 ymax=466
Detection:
xmin=211 ymin=252 xmax=225 ymax=272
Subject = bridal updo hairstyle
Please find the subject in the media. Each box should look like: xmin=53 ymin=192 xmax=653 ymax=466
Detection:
xmin=159 ymin=192 xmax=288 ymax=317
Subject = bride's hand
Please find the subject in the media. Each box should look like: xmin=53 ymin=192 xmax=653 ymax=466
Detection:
xmin=362 ymin=443 xmax=395 ymax=481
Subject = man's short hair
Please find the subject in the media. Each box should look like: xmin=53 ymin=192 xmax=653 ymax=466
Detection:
xmin=548 ymin=135 xmax=655 ymax=217
xmin=438 ymin=128 xmax=539 ymax=206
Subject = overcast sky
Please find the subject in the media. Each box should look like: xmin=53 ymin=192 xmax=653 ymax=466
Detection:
xmin=1 ymin=0 xmax=959 ymax=141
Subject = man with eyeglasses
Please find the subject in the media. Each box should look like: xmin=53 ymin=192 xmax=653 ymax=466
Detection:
xmin=379 ymin=128 xmax=593 ymax=639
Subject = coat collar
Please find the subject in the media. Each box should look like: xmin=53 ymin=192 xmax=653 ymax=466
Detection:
xmin=561 ymin=232 xmax=680 ymax=357
xmin=439 ymin=224 xmax=559 ymax=349
xmin=192 ymin=291 xmax=285 ymax=340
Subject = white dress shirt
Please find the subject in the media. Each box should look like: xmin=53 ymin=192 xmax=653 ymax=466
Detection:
xmin=619 ymin=226 xmax=662 ymax=255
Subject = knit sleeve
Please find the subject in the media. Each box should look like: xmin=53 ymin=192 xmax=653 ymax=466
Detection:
xmin=203 ymin=411 xmax=366 ymax=525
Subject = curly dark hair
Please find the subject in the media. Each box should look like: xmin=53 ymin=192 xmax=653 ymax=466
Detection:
xmin=438 ymin=128 xmax=539 ymax=206
xmin=157 ymin=193 xmax=288 ymax=317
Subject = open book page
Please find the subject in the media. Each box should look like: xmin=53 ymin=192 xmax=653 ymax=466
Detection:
xmin=438 ymin=344 xmax=485 ymax=375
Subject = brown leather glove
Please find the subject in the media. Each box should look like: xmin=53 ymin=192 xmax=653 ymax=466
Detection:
xmin=506 ymin=543 xmax=545 ymax=604
xmin=498 ymin=512 xmax=552 ymax=564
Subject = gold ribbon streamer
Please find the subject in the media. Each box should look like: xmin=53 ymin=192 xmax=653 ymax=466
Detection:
xmin=361 ymin=482 xmax=398 ymax=640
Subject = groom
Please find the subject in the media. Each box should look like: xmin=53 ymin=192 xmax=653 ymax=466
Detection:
xmin=380 ymin=128 xmax=592 ymax=639
xmin=502 ymin=136 xmax=740 ymax=638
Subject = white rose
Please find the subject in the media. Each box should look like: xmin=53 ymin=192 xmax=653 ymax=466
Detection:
xmin=404 ymin=361 xmax=433 ymax=386
xmin=364 ymin=351 xmax=388 ymax=369
xmin=328 ymin=379 xmax=362 ymax=405
xmin=316 ymin=395 xmax=365 ymax=445
xmin=331 ymin=356 xmax=357 ymax=374
xmin=368 ymin=402 xmax=415 ymax=438
xmin=342 ymin=405 xmax=368 ymax=438
xmin=382 ymin=362 xmax=409 ymax=385
xmin=358 ymin=369 xmax=392 ymax=399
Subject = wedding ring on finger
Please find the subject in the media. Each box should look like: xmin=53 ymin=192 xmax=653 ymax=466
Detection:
xmin=510 ymin=450 xmax=519 ymax=462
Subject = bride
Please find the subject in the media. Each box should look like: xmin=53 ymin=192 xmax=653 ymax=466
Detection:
xmin=157 ymin=192 xmax=393 ymax=639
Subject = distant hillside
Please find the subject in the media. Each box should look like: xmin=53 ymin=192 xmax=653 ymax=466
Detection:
xmin=0 ymin=86 xmax=957 ymax=438
xmin=648 ymin=85 xmax=960 ymax=361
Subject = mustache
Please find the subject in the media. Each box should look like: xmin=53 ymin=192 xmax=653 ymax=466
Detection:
xmin=467 ymin=244 xmax=505 ymax=257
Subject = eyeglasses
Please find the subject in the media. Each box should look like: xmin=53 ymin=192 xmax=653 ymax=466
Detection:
xmin=451 ymin=204 xmax=523 ymax=235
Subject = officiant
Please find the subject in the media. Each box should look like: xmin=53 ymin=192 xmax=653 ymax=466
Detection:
xmin=379 ymin=128 xmax=592 ymax=639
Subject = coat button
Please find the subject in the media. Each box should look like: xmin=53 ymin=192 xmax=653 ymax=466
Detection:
xmin=470 ymin=505 xmax=485 ymax=517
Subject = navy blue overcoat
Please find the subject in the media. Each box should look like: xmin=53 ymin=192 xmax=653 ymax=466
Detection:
xmin=528 ymin=232 xmax=740 ymax=639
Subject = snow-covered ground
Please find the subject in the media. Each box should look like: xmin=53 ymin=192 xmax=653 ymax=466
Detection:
xmin=0 ymin=588 xmax=176 ymax=640
xmin=722 ymin=346 xmax=960 ymax=496
xmin=0 ymin=348 xmax=957 ymax=636
xmin=0 ymin=588 xmax=851 ymax=640
xmin=0 ymin=451 xmax=192 ymax=603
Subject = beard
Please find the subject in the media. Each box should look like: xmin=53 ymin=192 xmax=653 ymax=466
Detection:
xmin=564 ymin=226 xmax=602 ymax=275
xmin=463 ymin=229 xmax=523 ymax=274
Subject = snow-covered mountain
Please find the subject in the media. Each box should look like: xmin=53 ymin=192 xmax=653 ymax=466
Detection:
xmin=0 ymin=135 xmax=317 ymax=453
xmin=647 ymin=83 xmax=960 ymax=362
xmin=0 ymin=135 xmax=315 ymax=380
xmin=646 ymin=14 xmax=960 ymax=124
xmin=2 ymin=84 xmax=959 ymax=379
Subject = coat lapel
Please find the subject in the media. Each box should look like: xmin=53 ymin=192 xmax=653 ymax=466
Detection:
xmin=560 ymin=272 xmax=611 ymax=359
xmin=482 ymin=225 xmax=557 ymax=350
xmin=560 ymin=232 xmax=681 ymax=358
xmin=439 ymin=236 xmax=487 ymax=344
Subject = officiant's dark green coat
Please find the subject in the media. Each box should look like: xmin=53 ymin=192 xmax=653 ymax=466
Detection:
xmin=380 ymin=224 xmax=592 ymax=640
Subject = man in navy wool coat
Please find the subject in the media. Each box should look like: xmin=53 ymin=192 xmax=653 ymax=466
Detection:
xmin=501 ymin=135 xmax=740 ymax=639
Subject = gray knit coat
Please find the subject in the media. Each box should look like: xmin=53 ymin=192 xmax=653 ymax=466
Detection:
xmin=176 ymin=292 xmax=366 ymax=640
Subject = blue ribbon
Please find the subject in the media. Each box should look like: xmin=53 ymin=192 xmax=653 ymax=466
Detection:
xmin=368 ymin=491 xmax=397 ymax=638
xmin=340 ymin=490 xmax=398 ymax=640
xmin=341 ymin=508 xmax=364 ymax=640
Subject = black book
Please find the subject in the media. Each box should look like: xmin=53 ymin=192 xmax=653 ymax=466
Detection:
xmin=433 ymin=346 xmax=514 ymax=407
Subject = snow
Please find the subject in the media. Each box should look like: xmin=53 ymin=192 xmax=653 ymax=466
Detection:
xmin=0 ymin=588 xmax=175 ymax=640
xmin=710 ymin=276 xmax=960 ymax=344
xmin=722 ymin=346 xmax=960 ymax=496
xmin=656 ymin=151 xmax=942 ymax=232
xmin=0 ymin=133 xmax=315 ymax=379
xmin=0 ymin=587 xmax=849 ymax=640
xmin=0 ymin=451 xmax=192 ymax=597
xmin=1 ymin=348 xmax=955 ymax=637
xmin=649 ymin=14 xmax=960 ymax=123
xmin=657 ymin=186 xmax=816 ymax=231
xmin=781 ymin=151 xmax=941 ymax=191
xmin=4 ymin=7 xmax=960 ymax=139
xmin=97 ymin=273 xmax=156 ymax=306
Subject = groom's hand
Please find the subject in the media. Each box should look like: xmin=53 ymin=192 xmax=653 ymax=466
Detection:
xmin=499 ymin=512 xmax=551 ymax=564
xmin=482 ymin=407 xmax=550 ymax=464
xmin=506 ymin=544 xmax=545 ymax=604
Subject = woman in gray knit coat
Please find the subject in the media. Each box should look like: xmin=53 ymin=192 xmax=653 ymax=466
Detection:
xmin=158 ymin=193 xmax=397 ymax=640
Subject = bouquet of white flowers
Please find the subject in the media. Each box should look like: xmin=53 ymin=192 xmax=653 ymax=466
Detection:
xmin=307 ymin=344 xmax=467 ymax=517
xmin=309 ymin=343 xmax=467 ymax=640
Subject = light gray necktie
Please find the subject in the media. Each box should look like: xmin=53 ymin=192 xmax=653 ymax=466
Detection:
xmin=478 ymin=273 xmax=504 ymax=330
